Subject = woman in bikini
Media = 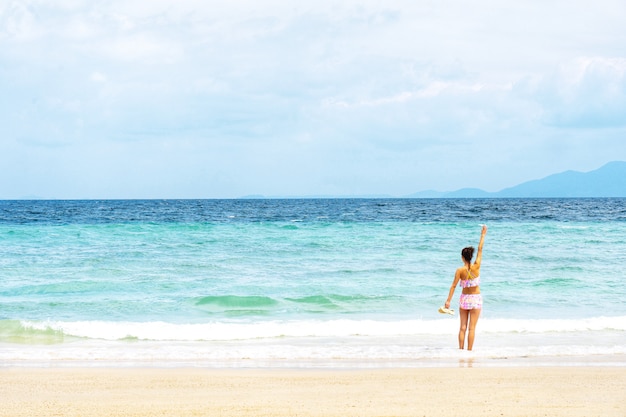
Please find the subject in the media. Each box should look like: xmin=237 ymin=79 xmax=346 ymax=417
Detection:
xmin=445 ymin=225 xmax=487 ymax=351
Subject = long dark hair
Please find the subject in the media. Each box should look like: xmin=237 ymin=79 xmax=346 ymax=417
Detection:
xmin=461 ymin=246 xmax=475 ymax=266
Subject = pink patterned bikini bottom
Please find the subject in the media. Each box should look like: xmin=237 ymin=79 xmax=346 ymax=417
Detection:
xmin=459 ymin=293 xmax=483 ymax=310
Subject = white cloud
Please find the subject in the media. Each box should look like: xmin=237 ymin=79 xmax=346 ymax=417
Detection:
xmin=1 ymin=0 xmax=626 ymax=198
xmin=90 ymin=71 xmax=107 ymax=82
xmin=0 ymin=1 xmax=41 ymax=40
xmin=100 ymin=33 xmax=183 ymax=63
xmin=516 ymin=57 xmax=626 ymax=128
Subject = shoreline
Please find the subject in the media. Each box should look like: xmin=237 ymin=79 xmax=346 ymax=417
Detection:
xmin=2 ymin=366 xmax=625 ymax=417
xmin=3 ymin=351 xmax=626 ymax=370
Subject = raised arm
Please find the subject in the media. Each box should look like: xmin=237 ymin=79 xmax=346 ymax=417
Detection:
xmin=474 ymin=225 xmax=487 ymax=268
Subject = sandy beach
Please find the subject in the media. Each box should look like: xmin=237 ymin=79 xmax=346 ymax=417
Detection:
xmin=1 ymin=366 xmax=625 ymax=417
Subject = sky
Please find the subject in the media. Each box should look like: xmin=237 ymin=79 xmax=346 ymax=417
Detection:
xmin=1 ymin=0 xmax=626 ymax=199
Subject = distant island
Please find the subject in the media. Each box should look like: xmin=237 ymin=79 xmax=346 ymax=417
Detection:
xmin=241 ymin=161 xmax=626 ymax=199
xmin=407 ymin=161 xmax=626 ymax=198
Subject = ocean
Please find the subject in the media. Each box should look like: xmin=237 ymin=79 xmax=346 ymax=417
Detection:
xmin=1 ymin=198 xmax=625 ymax=368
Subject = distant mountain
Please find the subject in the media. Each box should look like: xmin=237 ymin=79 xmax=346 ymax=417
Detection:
xmin=495 ymin=161 xmax=626 ymax=198
xmin=441 ymin=188 xmax=493 ymax=198
xmin=408 ymin=161 xmax=626 ymax=198
xmin=405 ymin=190 xmax=447 ymax=198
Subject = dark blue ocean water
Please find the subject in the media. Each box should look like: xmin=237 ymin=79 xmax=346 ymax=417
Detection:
xmin=1 ymin=198 xmax=625 ymax=224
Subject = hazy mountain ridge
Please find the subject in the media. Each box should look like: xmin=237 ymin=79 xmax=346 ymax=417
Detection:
xmin=409 ymin=161 xmax=626 ymax=198
xmin=239 ymin=162 xmax=626 ymax=199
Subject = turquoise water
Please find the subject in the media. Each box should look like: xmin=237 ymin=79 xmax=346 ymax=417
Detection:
xmin=1 ymin=199 xmax=625 ymax=366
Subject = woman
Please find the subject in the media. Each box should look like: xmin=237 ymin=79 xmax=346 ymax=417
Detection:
xmin=445 ymin=225 xmax=487 ymax=351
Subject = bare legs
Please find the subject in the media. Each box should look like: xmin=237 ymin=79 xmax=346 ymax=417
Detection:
xmin=458 ymin=308 xmax=481 ymax=350
xmin=467 ymin=308 xmax=481 ymax=350
xmin=458 ymin=309 xmax=468 ymax=349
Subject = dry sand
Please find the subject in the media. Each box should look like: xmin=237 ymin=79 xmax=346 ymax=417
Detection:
xmin=1 ymin=366 xmax=625 ymax=417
